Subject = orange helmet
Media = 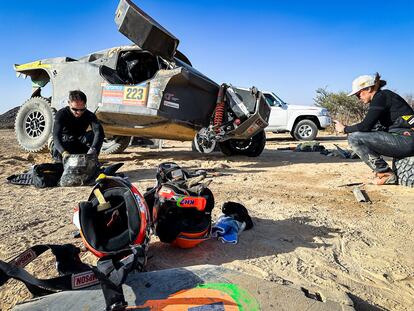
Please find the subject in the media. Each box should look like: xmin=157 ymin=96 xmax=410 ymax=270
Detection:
xmin=153 ymin=182 xmax=214 ymax=248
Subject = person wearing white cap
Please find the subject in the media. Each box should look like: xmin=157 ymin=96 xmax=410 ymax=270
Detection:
xmin=334 ymin=73 xmax=414 ymax=185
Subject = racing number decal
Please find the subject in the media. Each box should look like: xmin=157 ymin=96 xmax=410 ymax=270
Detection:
xmin=123 ymin=86 xmax=147 ymax=104
xmin=125 ymin=87 xmax=143 ymax=100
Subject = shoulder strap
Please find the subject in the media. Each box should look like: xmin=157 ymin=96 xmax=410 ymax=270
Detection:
xmin=0 ymin=244 xmax=98 ymax=296
xmin=92 ymin=246 xmax=146 ymax=311
xmin=6 ymin=173 xmax=33 ymax=186
xmin=0 ymin=244 xmax=146 ymax=311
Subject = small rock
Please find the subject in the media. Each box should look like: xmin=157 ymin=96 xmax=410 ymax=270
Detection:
xmin=214 ymin=163 xmax=230 ymax=169
xmin=26 ymin=154 xmax=35 ymax=162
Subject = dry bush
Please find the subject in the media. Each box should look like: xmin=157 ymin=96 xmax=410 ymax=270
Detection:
xmin=314 ymin=88 xmax=367 ymax=124
xmin=404 ymin=93 xmax=414 ymax=109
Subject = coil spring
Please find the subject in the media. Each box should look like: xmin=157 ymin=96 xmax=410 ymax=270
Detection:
xmin=214 ymin=101 xmax=225 ymax=133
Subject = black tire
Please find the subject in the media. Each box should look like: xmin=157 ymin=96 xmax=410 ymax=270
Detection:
xmin=14 ymin=97 xmax=54 ymax=153
xmin=393 ymin=156 xmax=414 ymax=187
xmin=218 ymin=130 xmax=266 ymax=157
xmin=101 ymin=136 xmax=131 ymax=154
xmin=292 ymin=119 xmax=318 ymax=141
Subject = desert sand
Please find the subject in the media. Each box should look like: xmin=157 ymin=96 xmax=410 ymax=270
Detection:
xmin=0 ymin=129 xmax=413 ymax=310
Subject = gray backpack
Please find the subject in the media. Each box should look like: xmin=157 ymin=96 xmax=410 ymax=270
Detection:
xmin=59 ymin=154 xmax=99 ymax=187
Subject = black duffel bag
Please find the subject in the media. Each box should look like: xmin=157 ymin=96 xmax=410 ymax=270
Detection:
xmin=32 ymin=163 xmax=64 ymax=188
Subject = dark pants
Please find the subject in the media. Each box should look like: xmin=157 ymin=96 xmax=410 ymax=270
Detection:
xmin=52 ymin=131 xmax=103 ymax=162
xmin=348 ymin=131 xmax=414 ymax=173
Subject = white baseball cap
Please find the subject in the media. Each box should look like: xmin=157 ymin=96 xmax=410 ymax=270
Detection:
xmin=348 ymin=74 xmax=386 ymax=96
xmin=348 ymin=73 xmax=387 ymax=96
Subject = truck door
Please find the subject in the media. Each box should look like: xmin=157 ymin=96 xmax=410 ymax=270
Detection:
xmin=264 ymin=93 xmax=288 ymax=131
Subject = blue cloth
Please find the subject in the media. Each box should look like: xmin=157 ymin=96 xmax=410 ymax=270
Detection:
xmin=212 ymin=215 xmax=245 ymax=244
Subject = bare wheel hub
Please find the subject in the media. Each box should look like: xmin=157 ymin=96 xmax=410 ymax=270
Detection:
xmin=25 ymin=111 xmax=46 ymax=138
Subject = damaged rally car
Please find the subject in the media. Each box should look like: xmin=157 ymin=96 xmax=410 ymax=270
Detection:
xmin=13 ymin=0 xmax=270 ymax=156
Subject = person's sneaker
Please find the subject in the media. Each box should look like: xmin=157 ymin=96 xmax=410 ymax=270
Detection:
xmin=373 ymin=171 xmax=397 ymax=185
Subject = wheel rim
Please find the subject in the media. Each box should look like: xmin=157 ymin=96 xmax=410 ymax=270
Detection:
xmin=25 ymin=111 xmax=46 ymax=138
xmin=194 ymin=128 xmax=217 ymax=153
xmin=195 ymin=136 xmax=216 ymax=153
xmin=298 ymin=124 xmax=313 ymax=138
xmin=230 ymin=138 xmax=253 ymax=151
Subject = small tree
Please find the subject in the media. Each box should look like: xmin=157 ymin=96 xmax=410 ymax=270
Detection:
xmin=314 ymin=88 xmax=367 ymax=124
xmin=404 ymin=93 xmax=414 ymax=109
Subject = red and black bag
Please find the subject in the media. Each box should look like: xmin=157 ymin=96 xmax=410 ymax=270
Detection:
xmin=151 ymin=162 xmax=215 ymax=248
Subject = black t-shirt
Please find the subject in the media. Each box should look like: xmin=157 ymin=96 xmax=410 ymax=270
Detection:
xmin=344 ymin=89 xmax=414 ymax=133
xmin=53 ymin=106 xmax=104 ymax=153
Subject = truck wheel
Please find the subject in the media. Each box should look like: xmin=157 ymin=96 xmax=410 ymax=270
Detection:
xmin=219 ymin=130 xmax=266 ymax=157
xmin=393 ymin=156 xmax=414 ymax=187
xmin=15 ymin=97 xmax=54 ymax=153
xmin=292 ymin=119 xmax=318 ymax=141
xmin=101 ymin=136 xmax=131 ymax=154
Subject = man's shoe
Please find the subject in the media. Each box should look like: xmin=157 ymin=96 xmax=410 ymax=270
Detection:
xmin=373 ymin=171 xmax=397 ymax=185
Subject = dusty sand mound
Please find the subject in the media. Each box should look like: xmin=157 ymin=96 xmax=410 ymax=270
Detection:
xmin=0 ymin=107 xmax=19 ymax=129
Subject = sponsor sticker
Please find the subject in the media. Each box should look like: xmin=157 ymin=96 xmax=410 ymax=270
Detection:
xmin=177 ymin=196 xmax=206 ymax=211
xmin=164 ymin=93 xmax=179 ymax=101
xmin=180 ymin=198 xmax=195 ymax=206
xmin=159 ymin=186 xmax=175 ymax=199
xmin=255 ymin=119 xmax=265 ymax=128
xmin=134 ymin=193 xmax=148 ymax=216
xmin=13 ymin=249 xmax=36 ymax=267
xmin=72 ymin=271 xmax=99 ymax=289
xmin=164 ymin=100 xmax=180 ymax=109
xmin=101 ymin=84 xmax=148 ymax=106
xmin=402 ymin=115 xmax=414 ymax=125
xmin=247 ymin=123 xmax=260 ymax=135
xmin=104 ymin=85 xmax=124 ymax=91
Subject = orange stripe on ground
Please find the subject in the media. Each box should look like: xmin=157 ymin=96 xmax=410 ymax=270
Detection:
xmin=126 ymin=288 xmax=239 ymax=310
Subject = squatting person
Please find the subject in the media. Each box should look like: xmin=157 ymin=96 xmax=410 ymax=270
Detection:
xmin=334 ymin=73 xmax=414 ymax=185
xmin=52 ymin=90 xmax=105 ymax=162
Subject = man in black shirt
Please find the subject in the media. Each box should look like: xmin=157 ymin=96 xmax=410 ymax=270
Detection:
xmin=52 ymin=90 xmax=104 ymax=162
xmin=334 ymin=73 xmax=414 ymax=185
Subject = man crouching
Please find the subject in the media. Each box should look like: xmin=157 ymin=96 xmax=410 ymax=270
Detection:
xmin=51 ymin=90 xmax=104 ymax=162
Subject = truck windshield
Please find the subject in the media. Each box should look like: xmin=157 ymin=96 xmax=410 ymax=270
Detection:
xmin=264 ymin=93 xmax=285 ymax=107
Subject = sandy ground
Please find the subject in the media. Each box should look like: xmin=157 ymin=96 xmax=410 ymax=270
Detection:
xmin=0 ymin=129 xmax=413 ymax=311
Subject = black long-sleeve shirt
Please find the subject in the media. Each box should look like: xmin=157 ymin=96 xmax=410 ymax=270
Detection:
xmin=344 ymin=89 xmax=414 ymax=134
xmin=53 ymin=106 xmax=104 ymax=153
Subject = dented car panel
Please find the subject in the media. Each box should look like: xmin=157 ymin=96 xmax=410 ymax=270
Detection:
xmin=14 ymin=44 xmax=219 ymax=140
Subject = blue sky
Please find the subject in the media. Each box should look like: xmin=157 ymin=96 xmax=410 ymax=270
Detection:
xmin=1 ymin=0 xmax=413 ymax=113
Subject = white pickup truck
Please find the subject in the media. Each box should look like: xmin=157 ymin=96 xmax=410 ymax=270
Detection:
xmin=263 ymin=92 xmax=331 ymax=140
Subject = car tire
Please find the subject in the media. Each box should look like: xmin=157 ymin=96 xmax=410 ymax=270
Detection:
xmin=101 ymin=136 xmax=131 ymax=154
xmin=218 ymin=130 xmax=266 ymax=157
xmin=15 ymin=97 xmax=54 ymax=153
xmin=393 ymin=156 xmax=414 ymax=187
xmin=292 ymin=119 xmax=318 ymax=141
